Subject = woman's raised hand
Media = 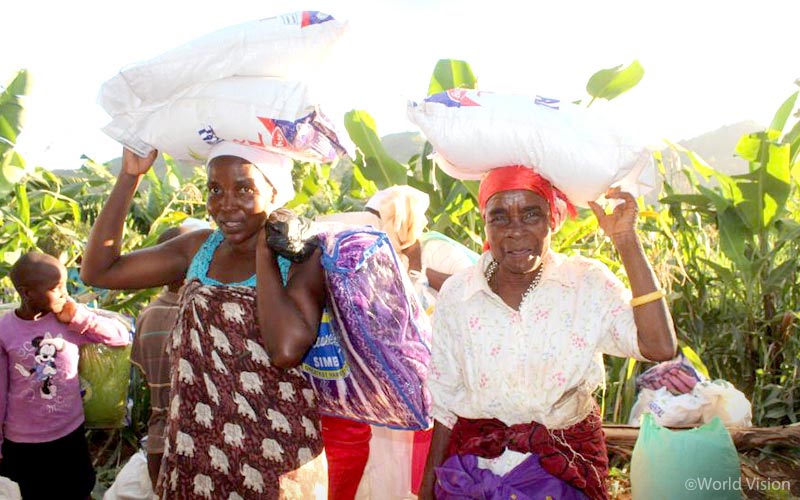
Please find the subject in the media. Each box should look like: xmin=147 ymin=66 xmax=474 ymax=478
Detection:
xmin=121 ymin=147 xmax=158 ymax=176
xmin=587 ymin=187 xmax=639 ymax=239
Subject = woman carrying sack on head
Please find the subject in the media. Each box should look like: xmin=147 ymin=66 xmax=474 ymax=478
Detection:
xmin=418 ymin=166 xmax=677 ymax=500
xmin=82 ymin=143 xmax=328 ymax=499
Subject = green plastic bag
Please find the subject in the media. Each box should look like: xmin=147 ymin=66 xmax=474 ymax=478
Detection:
xmin=79 ymin=309 xmax=133 ymax=429
xmin=631 ymin=413 xmax=741 ymax=499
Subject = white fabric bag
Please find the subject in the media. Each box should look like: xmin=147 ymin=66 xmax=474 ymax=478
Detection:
xmin=102 ymin=76 xmax=344 ymax=163
xmin=407 ymin=89 xmax=656 ymax=206
xmin=98 ymin=11 xmax=347 ymax=116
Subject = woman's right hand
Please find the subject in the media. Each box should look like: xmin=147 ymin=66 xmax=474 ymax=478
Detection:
xmin=121 ymin=147 xmax=158 ymax=176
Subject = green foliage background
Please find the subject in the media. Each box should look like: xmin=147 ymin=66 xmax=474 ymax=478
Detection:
xmin=1 ymin=61 xmax=799 ymax=491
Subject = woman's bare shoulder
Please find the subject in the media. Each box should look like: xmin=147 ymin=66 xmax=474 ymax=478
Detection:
xmin=174 ymin=228 xmax=214 ymax=260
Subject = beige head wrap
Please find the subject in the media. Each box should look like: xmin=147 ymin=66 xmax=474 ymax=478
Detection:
xmin=206 ymin=141 xmax=295 ymax=207
xmin=366 ymin=186 xmax=430 ymax=255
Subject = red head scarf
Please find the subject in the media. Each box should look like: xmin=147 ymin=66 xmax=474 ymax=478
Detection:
xmin=478 ymin=166 xmax=576 ymax=230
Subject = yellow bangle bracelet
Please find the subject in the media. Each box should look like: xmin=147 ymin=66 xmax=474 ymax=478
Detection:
xmin=630 ymin=288 xmax=666 ymax=307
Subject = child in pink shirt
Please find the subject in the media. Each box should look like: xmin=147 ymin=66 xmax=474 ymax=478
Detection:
xmin=0 ymin=251 xmax=129 ymax=499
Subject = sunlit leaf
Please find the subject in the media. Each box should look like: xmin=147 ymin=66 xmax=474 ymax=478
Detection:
xmin=680 ymin=345 xmax=711 ymax=379
xmin=0 ymin=69 xmax=31 ymax=157
xmin=586 ymin=60 xmax=644 ymax=103
xmin=0 ymin=151 xmax=27 ymax=196
xmin=427 ymin=59 xmax=477 ymax=96
xmin=343 ymin=110 xmax=407 ymax=188
xmin=14 ymin=183 xmax=29 ymax=227
xmin=769 ymin=91 xmax=798 ymax=134
xmin=717 ymin=207 xmax=750 ymax=269
xmin=735 ymin=133 xmax=761 ymax=162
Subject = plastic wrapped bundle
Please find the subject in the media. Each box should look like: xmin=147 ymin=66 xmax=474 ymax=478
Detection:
xmin=636 ymin=352 xmax=705 ymax=395
xmin=79 ymin=310 xmax=133 ymax=429
xmin=302 ymin=228 xmax=432 ymax=430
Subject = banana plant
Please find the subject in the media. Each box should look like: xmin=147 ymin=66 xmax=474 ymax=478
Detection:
xmin=586 ymin=60 xmax=644 ymax=106
xmin=0 ymin=70 xmax=31 ymax=195
xmin=343 ymin=59 xmax=483 ymax=248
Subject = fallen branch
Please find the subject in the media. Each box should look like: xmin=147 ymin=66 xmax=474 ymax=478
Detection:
xmin=603 ymin=423 xmax=800 ymax=451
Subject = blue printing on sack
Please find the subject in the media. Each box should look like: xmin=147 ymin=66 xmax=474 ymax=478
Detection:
xmin=534 ymin=95 xmax=560 ymax=110
xmin=321 ymin=228 xmax=431 ymax=429
xmin=424 ymin=90 xmax=462 ymax=108
xmin=306 ymin=11 xmax=335 ymax=26
xmin=301 ymin=310 xmax=349 ymax=379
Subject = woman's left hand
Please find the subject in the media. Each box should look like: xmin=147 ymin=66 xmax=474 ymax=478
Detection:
xmin=588 ymin=187 xmax=639 ymax=239
xmin=256 ymin=225 xmax=271 ymax=253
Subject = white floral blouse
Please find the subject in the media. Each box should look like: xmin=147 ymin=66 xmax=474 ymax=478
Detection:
xmin=429 ymin=250 xmax=650 ymax=434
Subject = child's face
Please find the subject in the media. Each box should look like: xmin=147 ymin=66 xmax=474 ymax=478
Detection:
xmin=23 ymin=265 xmax=69 ymax=315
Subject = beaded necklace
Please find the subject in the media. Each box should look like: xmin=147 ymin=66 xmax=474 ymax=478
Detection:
xmin=484 ymin=259 xmax=544 ymax=303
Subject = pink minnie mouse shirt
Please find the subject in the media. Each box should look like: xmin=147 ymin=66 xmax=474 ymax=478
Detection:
xmin=0 ymin=306 xmax=129 ymax=454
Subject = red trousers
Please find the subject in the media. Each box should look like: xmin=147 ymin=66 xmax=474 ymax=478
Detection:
xmin=321 ymin=416 xmax=372 ymax=500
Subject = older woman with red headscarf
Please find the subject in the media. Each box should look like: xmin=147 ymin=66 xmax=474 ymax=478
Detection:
xmin=419 ymin=166 xmax=677 ymax=500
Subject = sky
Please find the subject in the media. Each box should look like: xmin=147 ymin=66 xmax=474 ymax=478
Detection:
xmin=3 ymin=0 xmax=799 ymax=171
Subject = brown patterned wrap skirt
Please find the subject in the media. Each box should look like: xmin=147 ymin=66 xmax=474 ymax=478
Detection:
xmin=157 ymin=280 xmax=327 ymax=499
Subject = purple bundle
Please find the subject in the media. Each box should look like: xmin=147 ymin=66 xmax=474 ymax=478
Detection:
xmin=636 ymin=353 xmax=705 ymax=395
xmin=305 ymin=228 xmax=432 ymax=430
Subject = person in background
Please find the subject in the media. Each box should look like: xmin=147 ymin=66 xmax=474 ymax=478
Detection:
xmin=365 ymin=186 xmax=478 ymax=311
xmin=419 ymin=166 xmax=677 ymax=499
xmin=356 ymin=186 xmax=479 ymax=499
xmin=0 ymin=251 xmax=130 ymax=500
xmin=81 ymin=144 xmax=328 ymax=498
xmin=129 ymin=224 xmax=194 ymax=490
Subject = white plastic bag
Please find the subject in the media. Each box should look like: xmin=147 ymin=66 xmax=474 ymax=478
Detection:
xmin=694 ymin=380 xmax=752 ymax=427
xmin=630 ymin=380 xmax=753 ymax=428
xmin=407 ymin=89 xmax=656 ymax=206
xmin=355 ymin=427 xmax=415 ymax=500
xmin=98 ymin=11 xmax=347 ymax=116
xmin=102 ymin=451 xmax=156 ymax=500
xmin=103 ymin=77 xmax=345 ymax=163
xmin=629 ymin=387 xmax=708 ymax=427
xmin=0 ymin=476 xmax=21 ymax=500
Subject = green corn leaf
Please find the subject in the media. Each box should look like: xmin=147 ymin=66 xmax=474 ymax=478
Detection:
xmin=769 ymin=91 xmax=798 ymax=134
xmin=762 ymin=142 xmax=792 ymax=226
xmin=717 ymin=206 xmax=750 ymax=268
xmin=764 ymin=259 xmax=798 ymax=294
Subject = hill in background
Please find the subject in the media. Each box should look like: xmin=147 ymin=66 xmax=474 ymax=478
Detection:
xmin=53 ymin=154 xmax=203 ymax=180
xmin=382 ymin=121 xmax=766 ymax=202
xmin=678 ymin=120 xmax=762 ymax=175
